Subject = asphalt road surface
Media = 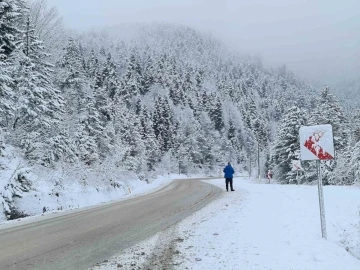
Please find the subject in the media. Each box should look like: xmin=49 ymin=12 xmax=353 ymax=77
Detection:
xmin=0 ymin=178 xmax=222 ymax=270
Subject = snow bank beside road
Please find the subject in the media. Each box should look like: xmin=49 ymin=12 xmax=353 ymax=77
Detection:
xmin=0 ymin=172 xmax=184 ymax=223
xmin=0 ymin=145 xmax=190 ymax=222
xmin=92 ymin=178 xmax=360 ymax=270
xmin=175 ymin=179 xmax=360 ymax=270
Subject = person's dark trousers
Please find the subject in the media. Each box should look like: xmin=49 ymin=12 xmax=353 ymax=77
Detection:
xmin=225 ymin=178 xmax=234 ymax=191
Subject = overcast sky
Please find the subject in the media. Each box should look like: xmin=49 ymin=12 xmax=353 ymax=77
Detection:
xmin=47 ymin=0 xmax=360 ymax=85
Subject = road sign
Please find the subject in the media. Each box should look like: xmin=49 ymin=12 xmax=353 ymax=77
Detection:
xmin=292 ymin=160 xmax=303 ymax=171
xmin=299 ymin=124 xmax=332 ymax=239
xmin=299 ymin=124 xmax=334 ymax=161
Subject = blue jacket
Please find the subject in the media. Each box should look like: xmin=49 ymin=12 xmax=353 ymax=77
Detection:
xmin=223 ymin=165 xmax=235 ymax=178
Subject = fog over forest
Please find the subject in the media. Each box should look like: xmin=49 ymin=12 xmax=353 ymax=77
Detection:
xmin=47 ymin=0 xmax=360 ymax=90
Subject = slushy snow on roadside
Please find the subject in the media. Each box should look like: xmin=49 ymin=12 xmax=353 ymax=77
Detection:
xmin=91 ymin=178 xmax=360 ymax=270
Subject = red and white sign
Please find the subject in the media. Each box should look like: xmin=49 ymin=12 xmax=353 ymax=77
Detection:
xmin=292 ymin=160 xmax=303 ymax=171
xmin=299 ymin=124 xmax=334 ymax=161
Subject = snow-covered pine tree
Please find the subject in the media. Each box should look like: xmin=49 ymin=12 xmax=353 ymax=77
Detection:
xmin=139 ymin=104 xmax=160 ymax=171
xmin=57 ymin=38 xmax=85 ymax=89
xmin=74 ymin=96 xmax=103 ymax=164
xmin=195 ymin=69 xmax=204 ymax=91
xmin=270 ymin=105 xmax=307 ymax=184
xmin=333 ymin=141 xmax=354 ymax=185
xmin=309 ymin=87 xmax=349 ymax=152
xmin=153 ymin=96 xmax=175 ymax=153
xmin=209 ymin=96 xmax=224 ymax=132
xmin=227 ymin=119 xmax=246 ymax=165
xmin=175 ymin=117 xmax=201 ymax=171
xmin=308 ymin=86 xmax=350 ymax=184
xmin=0 ymin=47 xmax=14 ymax=128
xmin=0 ymin=0 xmax=25 ymax=56
xmin=92 ymin=52 xmax=117 ymax=125
xmin=154 ymin=53 xmax=167 ymax=85
xmin=86 ymin=48 xmax=100 ymax=78
xmin=350 ymin=141 xmax=360 ymax=183
xmin=115 ymin=105 xmax=146 ymax=172
xmin=9 ymin=17 xmax=65 ymax=164
xmin=56 ymin=38 xmax=87 ymax=115
xmin=101 ymin=52 xmax=120 ymax=100
xmin=122 ymin=51 xmax=142 ymax=103
xmin=0 ymin=0 xmax=25 ymax=128
xmin=353 ymin=110 xmax=360 ymax=143
xmin=169 ymin=66 xmax=182 ymax=106
xmin=196 ymin=90 xmax=210 ymax=113
xmin=343 ymin=110 xmax=360 ymax=184
xmin=141 ymin=53 xmax=154 ymax=95
xmin=43 ymin=130 xmax=77 ymax=164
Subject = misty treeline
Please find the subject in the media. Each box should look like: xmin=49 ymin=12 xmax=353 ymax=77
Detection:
xmin=0 ymin=0 xmax=359 ymax=185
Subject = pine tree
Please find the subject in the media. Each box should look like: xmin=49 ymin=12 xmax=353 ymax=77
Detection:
xmin=57 ymin=38 xmax=86 ymax=94
xmin=0 ymin=0 xmax=25 ymax=128
xmin=195 ymin=69 xmax=204 ymax=90
xmin=169 ymin=68 xmax=185 ymax=106
xmin=11 ymin=17 xmax=64 ymax=133
xmin=270 ymin=106 xmax=307 ymax=184
xmin=139 ymin=105 xmax=160 ymax=170
xmin=209 ymin=96 xmax=224 ymax=132
xmin=43 ymin=130 xmax=77 ymax=164
xmin=141 ymin=53 xmax=154 ymax=95
xmin=350 ymin=141 xmax=360 ymax=183
xmin=92 ymin=53 xmax=118 ymax=124
xmin=228 ymin=120 xmax=236 ymax=141
xmin=308 ymin=87 xmax=350 ymax=184
xmin=177 ymin=118 xmax=201 ymax=168
xmin=74 ymin=96 xmax=105 ymax=164
xmin=0 ymin=50 xmax=14 ymax=128
xmin=0 ymin=0 xmax=24 ymax=57
xmin=153 ymin=96 xmax=175 ymax=153
xmin=116 ymin=107 xmax=146 ymax=172
xmin=309 ymin=87 xmax=349 ymax=152
xmin=353 ymin=110 xmax=360 ymax=143
xmin=102 ymin=52 xmax=119 ymax=100
xmin=87 ymin=49 xmax=100 ymax=78
xmin=122 ymin=52 xmax=142 ymax=102
xmin=74 ymin=125 xmax=98 ymax=165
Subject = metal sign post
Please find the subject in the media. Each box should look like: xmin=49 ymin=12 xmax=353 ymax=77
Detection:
xmin=317 ymin=160 xmax=327 ymax=239
xmin=292 ymin=160 xmax=303 ymax=186
xmin=299 ymin=124 xmax=334 ymax=239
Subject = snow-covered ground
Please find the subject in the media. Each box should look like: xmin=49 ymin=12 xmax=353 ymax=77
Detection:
xmin=0 ymin=145 xmax=192 ymax=222
xmin=91 ymin=178 xmax=360 ymax=270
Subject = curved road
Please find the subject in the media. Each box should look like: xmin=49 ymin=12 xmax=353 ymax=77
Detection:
xmin=0 ymin=178 xmax=222 ymax=270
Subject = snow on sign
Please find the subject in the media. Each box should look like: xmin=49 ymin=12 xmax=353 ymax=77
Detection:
xmin=292 ymin=160 xmax=303 ymax=171
xmin=299 ymin=124 xmax=334 ymax=161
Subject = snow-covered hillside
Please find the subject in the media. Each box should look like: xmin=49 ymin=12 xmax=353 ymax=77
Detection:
xmin=91 ymin=178 xmax=360 ymax=270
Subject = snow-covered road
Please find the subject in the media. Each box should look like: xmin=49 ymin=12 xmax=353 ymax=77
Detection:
xmin=92 ymin=178 xmax=360 ymax=270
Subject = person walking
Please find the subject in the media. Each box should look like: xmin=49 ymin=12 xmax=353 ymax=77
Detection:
xmin=223 ymin=162 xmax=235 ymax=191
